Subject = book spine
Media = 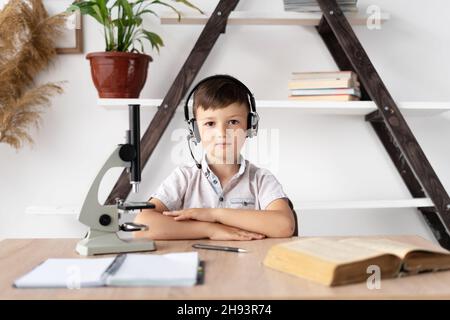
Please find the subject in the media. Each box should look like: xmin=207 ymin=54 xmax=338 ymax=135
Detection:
xmin=287 ymin=94 xmax=359 ymax=101
xmin=290 ymin=87 xmax=361 ymax=96
xmin=288 ymin=78 xmax=357 ymax=89
xmin=291 ymin=71 xmax=353 ymax=80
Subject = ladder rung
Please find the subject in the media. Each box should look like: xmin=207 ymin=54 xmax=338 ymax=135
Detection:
xmin=295 ymin=198 xmax=434 ymax=210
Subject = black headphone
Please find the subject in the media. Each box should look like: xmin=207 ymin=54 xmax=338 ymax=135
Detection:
xmin=184 ymin=74 xmax=259 ymax=145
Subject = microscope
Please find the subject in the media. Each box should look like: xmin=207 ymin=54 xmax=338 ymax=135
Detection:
xmin=76 ymin=104 xmax=156 ymax=256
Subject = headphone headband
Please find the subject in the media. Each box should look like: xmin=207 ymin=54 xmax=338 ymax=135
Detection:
xmin=184 ymin=74 xmax=259 ymax=145
xmin=183 ymin=74 xmax=256 ymax=122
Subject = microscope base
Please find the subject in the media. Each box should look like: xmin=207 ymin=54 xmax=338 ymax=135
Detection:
xmin=76 ymin=229 xmax=156 ymax=256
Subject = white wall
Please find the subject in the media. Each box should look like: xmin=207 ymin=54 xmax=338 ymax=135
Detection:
xmin=1 ymin=0 xmax=450 ymax=243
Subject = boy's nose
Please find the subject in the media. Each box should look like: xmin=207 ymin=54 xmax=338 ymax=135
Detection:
xmin=216 ymin=123 xmax=228 ymax=137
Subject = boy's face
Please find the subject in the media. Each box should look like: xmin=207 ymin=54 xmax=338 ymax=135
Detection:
xmin=196 ymin=102 xmax=248 ymax=164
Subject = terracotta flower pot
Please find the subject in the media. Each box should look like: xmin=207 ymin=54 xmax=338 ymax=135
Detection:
xmin=86 ymin=51 xmax=152 ymax=98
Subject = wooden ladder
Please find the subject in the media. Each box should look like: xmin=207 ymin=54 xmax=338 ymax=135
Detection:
xmin=104 ymin=0 xmax=450 ymax=249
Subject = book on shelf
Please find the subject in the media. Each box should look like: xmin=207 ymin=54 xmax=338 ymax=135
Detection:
xmin=288 ymin=72 xmax=359 ymax=89
xmin=290 ymin=87 xmax=361 ymax=97
xmin=283 ymin=0 xmax=358 ymax=13
xmin=288 ymin=70 xmax=360 ymax=101
xmin=288 ymin=94 xmax=359 ymax=101
xmin=288 ymin=78 xmax=359 ymax=90
xmin=291 ymin=70 xmax=356 ymax=81
xmin=263 ymin=237 xmax=450 ymax=286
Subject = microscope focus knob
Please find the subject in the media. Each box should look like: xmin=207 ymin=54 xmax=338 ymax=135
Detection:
xmin=99 ymin=214 xmax=112 ymax=226
xmin=118 ymin=144 xmax=136 ymax=162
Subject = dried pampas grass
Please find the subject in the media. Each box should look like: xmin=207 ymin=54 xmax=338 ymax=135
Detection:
xmin=0 ymin=0 xmax=67 ymax=149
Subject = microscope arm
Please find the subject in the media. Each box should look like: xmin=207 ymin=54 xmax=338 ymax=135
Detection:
xmin=78 ymin=145 xmax=131 ymax=233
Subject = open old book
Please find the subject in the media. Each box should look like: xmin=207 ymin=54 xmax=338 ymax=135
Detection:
xmin=263 ymin=237 xmax=450 ymax=286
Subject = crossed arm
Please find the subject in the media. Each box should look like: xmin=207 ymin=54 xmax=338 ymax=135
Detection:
xmin=133 ymin=197 xmax=296 ymax=241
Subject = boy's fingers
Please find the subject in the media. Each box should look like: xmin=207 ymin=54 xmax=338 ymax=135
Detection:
xmin=244 ymin=231 xmax=262 ymax=238
xmin=238 ymin=233 xmax=253 ymax=240
xmin=232 ymin=232 xmax=249 ymax=240
xmin=174 ymin=215 xmax=190 ymax=221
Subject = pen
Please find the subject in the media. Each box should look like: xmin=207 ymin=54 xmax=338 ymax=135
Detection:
xmin=100 ymin=254 xmax=127 ymax=283
xmin=192 ymin=243 xmax=248 ymax=253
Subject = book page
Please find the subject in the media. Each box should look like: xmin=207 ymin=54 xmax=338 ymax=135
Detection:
xmin=107 ymin=252 xmax=198 ymax=286
xmin=339 ymin=238 xmax=446 ymax=259
xmin=14 ymin=257 xmax=115 ymax=288
xmin=281 ymin=238 xmax=389 ymax=264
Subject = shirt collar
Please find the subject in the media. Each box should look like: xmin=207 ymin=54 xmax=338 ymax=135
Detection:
xmin=201 ymin=153 xmax=246 ymax=180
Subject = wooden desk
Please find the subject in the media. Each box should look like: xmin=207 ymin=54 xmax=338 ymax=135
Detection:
xmin=1 ymin=236 xmax=450 ymax=299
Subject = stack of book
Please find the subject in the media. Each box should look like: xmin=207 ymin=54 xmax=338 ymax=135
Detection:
xmin=283 ymin=0 xmax=358 ymax=13
xmin=288 ymin=71 xmax=361 ymax=101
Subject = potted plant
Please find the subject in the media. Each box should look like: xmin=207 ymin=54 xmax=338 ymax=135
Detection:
xmin=67 ymin=0 xmax=202 ymax=98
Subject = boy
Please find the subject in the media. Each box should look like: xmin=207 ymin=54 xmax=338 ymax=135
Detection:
xmin=134 ymin=75 xmax=296 ymax=240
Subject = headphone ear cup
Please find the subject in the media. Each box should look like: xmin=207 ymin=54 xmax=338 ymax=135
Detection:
xmin=192 ymin=120 xmax=201 ymax=143
xmin=247 ymin=113 xmax=259 ymax=138
xmin=253 ymin=112 xmax=259 ymax=136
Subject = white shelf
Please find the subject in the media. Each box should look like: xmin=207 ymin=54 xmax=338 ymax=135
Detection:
xmin=25 ymin=205 xmax=80 ymax=215
xmin=295 ymin=198 xmax=434 ymax=210
xmin=99 ymin=98 xmax=162 ymax=109
xmin=98 ymin=99 xmax=450 ymax=116
xmin=160 ymin=11 xmax=390 ymax=26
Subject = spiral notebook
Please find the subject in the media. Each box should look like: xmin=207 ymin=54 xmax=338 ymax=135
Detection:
xmin=14 ymin=252 xmax=200 ymax=288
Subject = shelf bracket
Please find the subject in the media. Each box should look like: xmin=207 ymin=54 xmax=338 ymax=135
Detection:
xmin=365 ymin=110 xmax=383 ymax=122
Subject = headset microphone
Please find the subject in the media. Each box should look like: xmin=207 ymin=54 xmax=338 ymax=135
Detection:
xmin=187 ymin=134 xmax=202 ymax=170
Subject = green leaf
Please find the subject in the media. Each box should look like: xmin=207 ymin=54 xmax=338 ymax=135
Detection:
xmin=95 ymin=0 xmax=110 ymax=22
xmin=111 ymin=17 xmax=142 ymax=27
xmin=118 ymin=0 xmax=133 ymax=19
xmin=130 ymin=0 xmax=147 ymax=8
xmin=135 ymin=9 xmax=159 ymax=18
xmin=136 ymin=38 xmax=145 ymax=53
xmin=142 ymin=30 xmax=164 ymax=53
xmin=67 ymin=2 xmax=104 ymax=24
xmin=150 ymin=0 xmax=181 ymax=20
xmin=173 ymin=0 xmax=204 ymax=14
xmin=67 ymin=0 xmax=204 ymax=53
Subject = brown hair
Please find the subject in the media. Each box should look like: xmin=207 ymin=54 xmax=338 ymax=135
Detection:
xmin=193 ymin=76 xmax=250 ymax=117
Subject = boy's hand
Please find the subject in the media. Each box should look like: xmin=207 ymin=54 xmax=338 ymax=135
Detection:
xmin=163 ymin=208 xmax=217 ymax=222
xmin=208 ymin=224 xmax=266 ymax=241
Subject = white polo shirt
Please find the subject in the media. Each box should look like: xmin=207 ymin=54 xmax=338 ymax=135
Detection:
xmin=149 ymin=154 xmax=289 ymax=211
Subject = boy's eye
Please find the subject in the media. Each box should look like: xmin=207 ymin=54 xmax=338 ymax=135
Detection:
xmin=204 ymin=122 xmax=214 ymax=127
xmin=229 ymin=120 xmax=239 ymax=125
